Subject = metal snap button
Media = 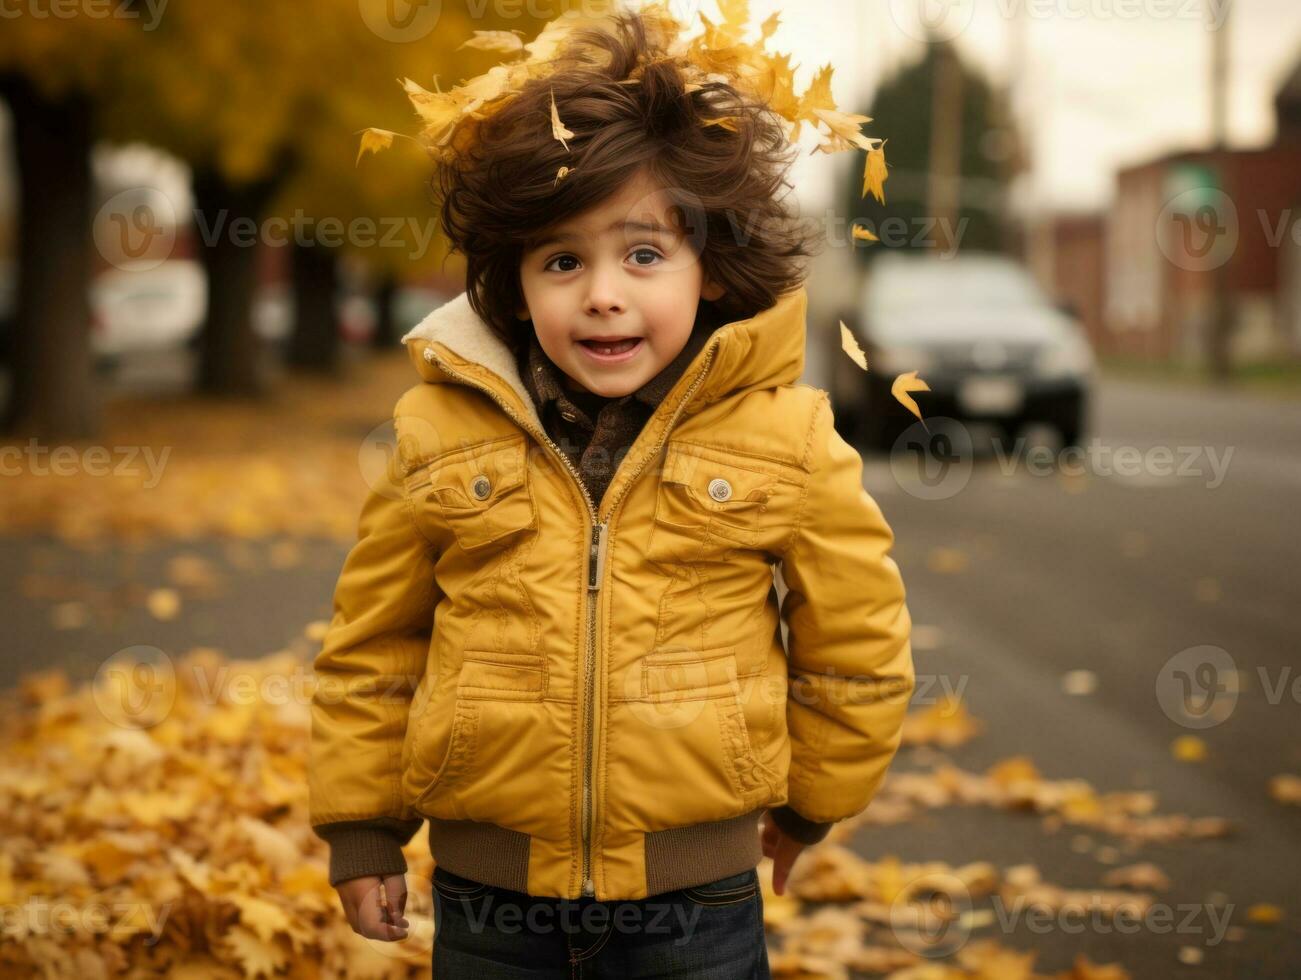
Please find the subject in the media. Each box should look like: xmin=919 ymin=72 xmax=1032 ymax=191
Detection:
xmin=707 ymin=478 xmax=732 ymax=502
xmin=470 ymin=475 xmax=492 ymax=500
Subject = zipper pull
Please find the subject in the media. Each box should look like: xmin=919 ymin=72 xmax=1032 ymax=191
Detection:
xmin=582 ymin=877 xmax=595 ymax=897
xmin=588 ymin=522 xmax=607 ymax=591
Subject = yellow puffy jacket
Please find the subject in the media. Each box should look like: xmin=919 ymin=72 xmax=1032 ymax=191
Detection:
xmin=309 ymin=284 xmax=914 ymax=901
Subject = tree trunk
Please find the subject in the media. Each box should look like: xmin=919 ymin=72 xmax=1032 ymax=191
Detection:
xmin=0 ymin=74 xmax=98 ymax=439
xmin=370 ymin=274 xmax=399 ymax=350
xmin=286 ymin=241 xmax=341 ymax=372
xmin=190 ymin=168 xmax=278 ymax=395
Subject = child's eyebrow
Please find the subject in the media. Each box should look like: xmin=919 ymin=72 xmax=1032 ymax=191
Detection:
xmin=528 ymin=219 xmax=679 ymax=251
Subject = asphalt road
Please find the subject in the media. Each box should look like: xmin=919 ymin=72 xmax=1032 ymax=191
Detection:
xmin=851 ymin=374 xmax=1301 ymax=977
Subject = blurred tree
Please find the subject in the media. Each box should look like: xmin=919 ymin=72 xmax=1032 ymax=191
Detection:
xmin=111 ymin=0 xmax=563 ymax=382
xmin=0 ymin=12 xmax=144 ymax=438
xmin=103 ymin=0 xmax=325 ymax=394
xmin=842 ymin=36 xmax=1026 ymax=266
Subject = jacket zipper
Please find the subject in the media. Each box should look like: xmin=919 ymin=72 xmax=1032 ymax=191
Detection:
xmin=422 ymin=340 xmax=718 ymax=899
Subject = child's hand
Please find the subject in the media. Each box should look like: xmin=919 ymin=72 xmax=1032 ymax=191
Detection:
xmin=759 ymin=811 xmax=807 ymax=896
xmin=336 ymin=874 xmax=410 ymax=941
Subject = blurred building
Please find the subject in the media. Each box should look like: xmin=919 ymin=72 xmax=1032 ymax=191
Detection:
xmin=1106 ymin=54 xmax=1301 ymax=362
xmin=1034 ymin=51 xmax=1301 ymax=364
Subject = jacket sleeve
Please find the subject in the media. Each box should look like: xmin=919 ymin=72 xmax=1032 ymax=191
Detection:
xmin=309 ymin=441 xmax=441 ymax=887
xmin=774 ymin=390 xmax=914 ymax=832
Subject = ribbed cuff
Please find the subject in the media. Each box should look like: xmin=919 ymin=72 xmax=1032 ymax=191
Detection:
xmin=768 ymin=805 xmax=834 ymax=845
xmin=316 ymin=821 xmax=416 ymax=886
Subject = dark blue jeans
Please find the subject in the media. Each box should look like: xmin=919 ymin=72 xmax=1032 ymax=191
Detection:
xmin=432 ymin=865 xmax=772 ymax=979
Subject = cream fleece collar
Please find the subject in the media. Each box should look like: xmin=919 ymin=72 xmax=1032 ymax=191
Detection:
xmin=400 ymin=286 xmax=808 ymax=430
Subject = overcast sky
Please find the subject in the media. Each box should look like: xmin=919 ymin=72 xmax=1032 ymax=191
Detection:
xmin=729 ymin=0 xmax=1301 ymax=214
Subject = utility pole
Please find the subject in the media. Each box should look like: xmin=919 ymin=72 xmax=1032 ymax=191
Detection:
xmin=1207 ymin=0 xmax=1233 ymax=381
xmin=927 ymin=39 xmax=964 ymax=257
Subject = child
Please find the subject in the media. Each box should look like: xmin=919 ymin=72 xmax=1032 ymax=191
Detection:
xmin=310 ymin=5 xmax=913 ymax=976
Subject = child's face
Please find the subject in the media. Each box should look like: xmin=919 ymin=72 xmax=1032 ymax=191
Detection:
xmin=517 ymin=169 xmax=724 ymax=398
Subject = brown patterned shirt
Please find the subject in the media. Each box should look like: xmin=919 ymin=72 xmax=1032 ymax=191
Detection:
xmin=517 ymin=324 xmax=713 ymax=510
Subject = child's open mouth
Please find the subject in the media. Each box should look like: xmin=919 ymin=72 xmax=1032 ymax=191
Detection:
xmin=578 ymin=337 xmax=642 ymax=362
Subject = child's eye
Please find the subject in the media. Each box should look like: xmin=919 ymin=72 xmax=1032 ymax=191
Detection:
xmin=630 ymin=247 xmax=663 ymax=266
xmin=544 ymin=255 xmax=581 ymax=273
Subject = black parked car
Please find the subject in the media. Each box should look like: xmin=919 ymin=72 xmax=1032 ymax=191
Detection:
xmin=832 ymin=251 xmax=1094 ymax=452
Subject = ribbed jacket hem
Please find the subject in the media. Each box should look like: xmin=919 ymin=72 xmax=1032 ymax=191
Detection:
xmin=424 ymin=806 xmax=767 ymax=899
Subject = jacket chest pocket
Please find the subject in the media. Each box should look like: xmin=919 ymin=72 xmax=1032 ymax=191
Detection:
xmin=647 ymin=442 xmax=797 ymax=561
xmin=410 ymin=436 xmax=537 ymax=553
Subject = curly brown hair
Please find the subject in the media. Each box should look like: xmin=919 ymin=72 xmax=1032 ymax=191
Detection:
xmin=431 ymin=7 xmax=823 ymax=354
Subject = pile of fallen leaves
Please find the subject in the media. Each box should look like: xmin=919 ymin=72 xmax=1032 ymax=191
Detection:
xmin=0 ymin=642 xmax=438 ymax=978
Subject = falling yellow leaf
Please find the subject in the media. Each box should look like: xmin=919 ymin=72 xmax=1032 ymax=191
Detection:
xmin=891 ymin=370 xmax=931 ymax=429
xmin=863 ymin=139 xmax=889 ymax=204
xmin=457 ymin=29 xmax=526 ymax=55
xmin=839 ymin=321 xmax=868 ymax=370
xmin=1171 ymin=735 xmax=1207 ymax=762
xmin=354 ymin=127 xmax=396 ymax=167
xmin=550 ymin=87 xmax=574 ymax=150
xmin=810 ymin=107 xmax=878 ymax=155
xmin=852 ymin=223 xmax=879 ymax=244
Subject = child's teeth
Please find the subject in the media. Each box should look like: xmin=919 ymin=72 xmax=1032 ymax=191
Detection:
xmin=588 ymin=339 xmax=637 ymax=354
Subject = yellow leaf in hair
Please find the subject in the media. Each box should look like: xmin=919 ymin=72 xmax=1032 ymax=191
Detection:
xmin=639 ymin=1 xmax=686 ymax=48
xmin=523 ymin=8 xmax=609 ymax=65
xmin=554 ymin=166 xmax=574 ymax=186
xmin=839 ymin=321 xmax=868 ymax=370
xmin=400 ymin=78 xmax=462 ymax=144
xmin=811 ymin=107 xmax=878 ymax=155
xmin=892 ymin=370 xmax=931 ymax=429
xmin=703 ymin=116 xmax=739 ymax=132
xmin=550 ymin=87 xmax=574 ymax=150
xmin=863 ymin=139 xmax=889 ymax=204
xmin=799 ymin=64 xmax=837 ymax=119
xmin=458 ymin=63 xmax=520 ymax=115
xmin=354 ymin=128 xmax=395 ymax=167
xmin=852 ymin=223 xmax=879 ymax=244
xmin=458 ymin=30 xmax=526 ymax=55
xmin=719 ymin=0 xmax=750 ymax=35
